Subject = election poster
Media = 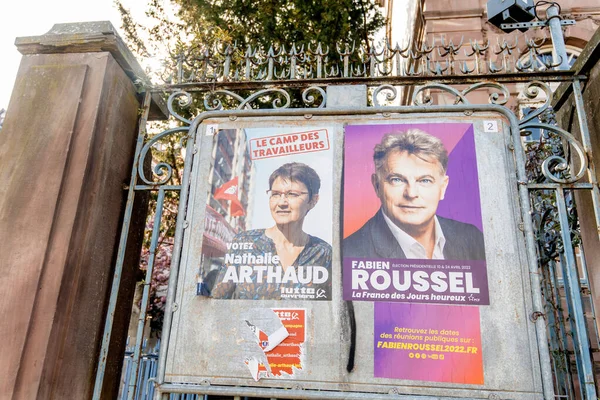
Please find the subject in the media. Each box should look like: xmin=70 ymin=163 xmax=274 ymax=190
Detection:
xmin=342 ymin=123 xmax=489 ymax=305
xmin=374 ymin=303 xmax=483 ymax=384
xmin=198 ymin=126 xmax=334 ymax=300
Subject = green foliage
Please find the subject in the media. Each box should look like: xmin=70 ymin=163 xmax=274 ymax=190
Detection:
xmin=176 ymin=0 xmax=384 ymax=51
xmin=116 ymin=0 xmax=384 ymax=64
xmin=115 ymin=0 xmax=230 ymax=76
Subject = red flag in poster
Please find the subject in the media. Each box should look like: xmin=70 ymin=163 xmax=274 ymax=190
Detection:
xmin=214 ymin=177 xmax=245 ymax=216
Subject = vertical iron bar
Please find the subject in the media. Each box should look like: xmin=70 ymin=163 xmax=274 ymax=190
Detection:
xmin=141 ymin=354 xmax=152 ymax=400
xmin=267 ymin=47 xmax=274 ymax=80
xmin=149 ymin=356 xmax=158 ymax=400
xmin=121 ymin=354 xmax=133 ymax=400
xmin=316 ymin=44 xmax=323 ymax=79
xmin=572 ymin=79 xmax=600 ymax=241
xmin=154 ymin=119 xmax=200 ymax=400
xmin=548 ymin=259 xmax=576 ymax=398
xmin=515 ymin=170 xmax=555 ymax=395
xmin=223 ymin=45 xmax=231 ymax=81
xmin=369 ymin=51 xmax=376 ymax=78
xmin=244 ymin=46 xmax=252 ymax=81
xmin=290 ymin=48 xmax=297 ymax=80
xmin=343 ymin=49 xmax=350 ymax=78
xmin=555 ymin=189 xmax=597 ymax=399
xmin=558 ymin=250 xmax=583 ymax=394
xmin=580 ymin=243 xmax=600 ymax=345
xmin=541 ymin=262 xmax=565 ymax=395
xmin=546 ymin=5 xmax=570 ymax=71
xmin=93 ymin=92 xmax=152 ymax=400
xmin=177 ymin=53 xmax=184 ymax=84
xmin=128 ymin=189 xmax=167 ymax=400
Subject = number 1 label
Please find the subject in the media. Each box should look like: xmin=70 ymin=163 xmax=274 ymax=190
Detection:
xmin=206 ymin=124 xmax=218 ymax=136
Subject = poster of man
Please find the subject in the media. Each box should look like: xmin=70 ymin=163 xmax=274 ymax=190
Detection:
xmin=342 ymin=123 xmax=489 ymax=305
xmin=199 ymin=126 xmax=334 ymax=301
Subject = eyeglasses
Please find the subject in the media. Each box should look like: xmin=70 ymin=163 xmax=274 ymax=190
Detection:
xmin=266 ymin=190 xmax=309 ymax=200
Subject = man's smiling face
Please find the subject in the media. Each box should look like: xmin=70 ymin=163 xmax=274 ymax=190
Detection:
xmin=372 ymin=149 xmax=449 ymax=234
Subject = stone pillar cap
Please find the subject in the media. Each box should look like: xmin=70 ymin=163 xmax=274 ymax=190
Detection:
xmin=16 ymin=21 xmax=167 ymax=120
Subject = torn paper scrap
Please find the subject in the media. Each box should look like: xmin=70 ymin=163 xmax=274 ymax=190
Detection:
xmin=242 ymin=308 xmax=307 ymax=381
xmin=245 ymin=320 xmax=289 ymax=352
xmin=244 ymin=357 xmax=268 ymax=381
xmin=268 ymin=309 xmax=306 ymax=376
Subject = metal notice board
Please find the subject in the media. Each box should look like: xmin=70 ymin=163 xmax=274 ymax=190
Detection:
xmin=158 ymin=109 xmax=543 ymax=400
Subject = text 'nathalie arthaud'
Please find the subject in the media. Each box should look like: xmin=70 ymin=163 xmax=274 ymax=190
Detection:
xmin=350 ymin=260 xmax=480 ymax=299
xmin=221 ymin=251 xmax=328 ymax=285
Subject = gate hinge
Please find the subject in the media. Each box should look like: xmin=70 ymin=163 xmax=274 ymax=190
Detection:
xmin=530 ymin=311 xmax=545 ymax=322
xmin=500 ymin=19 xmax=575 ymax=30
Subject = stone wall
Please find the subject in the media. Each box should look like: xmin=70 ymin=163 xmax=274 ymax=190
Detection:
xmin=0 ymin=22 xmax=163 ymax=400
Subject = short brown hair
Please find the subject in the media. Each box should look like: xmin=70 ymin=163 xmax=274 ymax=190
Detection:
xmin=373 ymin=129 xmax=448 ymax=174
xmin=269 ymin=162 xmax=321 ymax=199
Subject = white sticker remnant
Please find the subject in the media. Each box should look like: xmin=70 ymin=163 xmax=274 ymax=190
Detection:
xmin=483 ymin=120 xmax=499 ymax=133
xmin=245 ymin=320 xmax=289 ymax=352
xmin=242 ymin=308 xmax=307 ymax=381
xmin=244 ymin=357 xmax=262 ymax=382
xmin=206 ymin=124 xmax=218 ymax=136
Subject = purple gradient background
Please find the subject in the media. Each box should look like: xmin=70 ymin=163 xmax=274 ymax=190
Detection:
xmin=374 ymin=303 xmax=484 ymax=384
xmin=343 ymin=123 xmax=483 ymax=238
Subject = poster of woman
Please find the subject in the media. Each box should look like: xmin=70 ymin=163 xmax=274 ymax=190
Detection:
xmin=198 ymin=126 xmax=334 ymax=300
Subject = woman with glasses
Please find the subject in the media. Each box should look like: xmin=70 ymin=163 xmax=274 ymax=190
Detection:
xmin=210 ymin=162 xmax=332 ymax=300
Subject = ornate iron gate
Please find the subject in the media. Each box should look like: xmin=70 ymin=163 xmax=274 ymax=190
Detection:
xmin=93 ymin=36 xmax=599 ymax=400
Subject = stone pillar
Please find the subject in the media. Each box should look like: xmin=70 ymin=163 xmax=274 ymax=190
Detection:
xmin=0 ymin=22 xmax=165 ymax=399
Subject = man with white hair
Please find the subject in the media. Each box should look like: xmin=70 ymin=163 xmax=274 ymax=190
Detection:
xmin=343 ymin=129 xmax=485 ymax=260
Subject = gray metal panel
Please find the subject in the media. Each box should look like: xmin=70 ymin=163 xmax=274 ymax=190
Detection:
xmin=163 ymin=112 xmax=542 ymax=399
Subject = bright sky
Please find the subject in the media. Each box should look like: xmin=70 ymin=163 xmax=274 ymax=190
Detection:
xmin=0 ymin=0 xmax=147 ymax=109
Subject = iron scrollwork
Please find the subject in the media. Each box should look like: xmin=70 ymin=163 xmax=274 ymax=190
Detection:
xmin=138 ymin=90 xmax=195 ymax=185
xmin=302 ymin=86 xmax=327 ymax=108
xmin=160 ymin=33 xmax=569 ymax=85
xmin=138 ymin=86 xmax=329 ymax=184
xmin=372 ymin=84 xmax=397 ymax=107
xmin=203 ymin=88 xmax=292 ymax=111
xmin=518 ymin=81 xmax=587 ymax=184
xmin=408 ymin=82 xmax=509 ymax=106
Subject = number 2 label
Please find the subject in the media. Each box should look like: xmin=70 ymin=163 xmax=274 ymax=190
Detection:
xmin=483 ymin=121 xmax=498 ymax=133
